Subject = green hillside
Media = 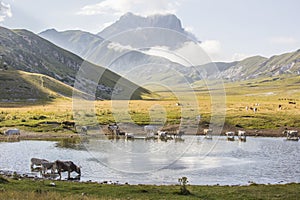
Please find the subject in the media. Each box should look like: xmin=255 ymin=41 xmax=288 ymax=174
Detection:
xmin=0 ymin=26 xmax=150 ymax=100
xmin=0 ymin=69 xmax=77 ymax=102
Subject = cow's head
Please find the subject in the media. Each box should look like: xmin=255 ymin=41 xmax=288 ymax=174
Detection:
xmin=76 ymin=165 xmax=81 ymax=175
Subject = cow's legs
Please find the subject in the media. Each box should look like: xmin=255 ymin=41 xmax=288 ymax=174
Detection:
xmin=58 ymin=171 xmax=62 ymax=180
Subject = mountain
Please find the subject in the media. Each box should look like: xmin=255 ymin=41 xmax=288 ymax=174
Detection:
xmin=0 ymin=26 xmax=150 ymax=100
xmin=206 ymin=50 xmax=300 ymax=81
xmin=97 ymin=12 xmax=197 ymax=48
xmin=39 ymin=13 xmax=300 ymax=86
xmin=39 ymin=28 xmax=195 ymax=86
xmin=39 ymin=29 xmax=105 ymax=60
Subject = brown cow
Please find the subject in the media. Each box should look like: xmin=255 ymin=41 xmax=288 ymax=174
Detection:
xmin=53 ymin=160 xmax=81 ymax=180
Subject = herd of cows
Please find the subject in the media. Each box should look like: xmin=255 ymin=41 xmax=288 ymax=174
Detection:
xmin=30 ymin=158 xmax=81 ymax=180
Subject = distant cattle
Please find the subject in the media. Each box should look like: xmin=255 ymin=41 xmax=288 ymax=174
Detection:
xmin=282 ymin=130 xmax=299 ymax=141
xmin=125 ymin=132 xmax=134 ymax=139
xmin=53 ymin=160 xmax=81 ymax=180
xmin=157 ymin=130 xmax=167 ymax=138
xmin=144 ymin=125 xmax=159 ymax=134
xmin=278 ymin=104 xmax=282 ymax=110
xmin=289 ymin=101 xmax=296 ymax=105
xmin=108 ymin=124 xmax=119 ymax=135
xmin=238 ymin=130 xmax=246 ymax=142
xmin=203 ymin=129 xmax=212 ymax=135
xmin=4 ymin=128 xmax=20 ymax=136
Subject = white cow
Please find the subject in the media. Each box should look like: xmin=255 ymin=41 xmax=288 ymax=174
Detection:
xmin=238 ymin=130 xmax=246 ymax=142
xmin=125 ymin=132 xmax=134 ymax=139
xmin=203 ymin=129 xmax=213 ymax=135
xmin=4 ymin=128 xmax=20 ymax=135
xmin=144 ymin=125 xmax=159 ymax=134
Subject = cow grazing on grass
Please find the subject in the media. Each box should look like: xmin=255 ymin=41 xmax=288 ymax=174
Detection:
xmin=53 ymin=160 xmax=81 ymax=180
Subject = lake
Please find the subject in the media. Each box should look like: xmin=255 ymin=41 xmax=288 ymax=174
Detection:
xmin=0 ymin=136 xmax=299 ymax=185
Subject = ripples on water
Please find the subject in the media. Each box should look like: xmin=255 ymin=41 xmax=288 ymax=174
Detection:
xmin=0 ymin=136 xmax=299 ymax=185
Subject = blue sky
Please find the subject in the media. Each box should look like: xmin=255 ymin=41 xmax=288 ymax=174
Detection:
xmin=1 ymin=0 xmax=299 ymax=62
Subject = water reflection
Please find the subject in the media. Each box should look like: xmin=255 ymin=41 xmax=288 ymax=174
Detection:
xmin=0 ymin=136 xmax=299 ymax=185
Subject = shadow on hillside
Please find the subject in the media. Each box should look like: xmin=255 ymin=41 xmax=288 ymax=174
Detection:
xmin=0 ymin=70 xmax=56 ymax=107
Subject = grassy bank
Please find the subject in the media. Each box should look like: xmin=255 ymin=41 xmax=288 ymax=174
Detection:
xmin=0 ymin=176 xmax=299 ymax=200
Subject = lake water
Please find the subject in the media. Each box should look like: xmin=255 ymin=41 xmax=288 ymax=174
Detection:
xmin=0 ymin=136 xmax=299 ymax=185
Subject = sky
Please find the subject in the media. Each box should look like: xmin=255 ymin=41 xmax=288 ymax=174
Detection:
xmin=1 ymin=0 xmax=300 ymax=62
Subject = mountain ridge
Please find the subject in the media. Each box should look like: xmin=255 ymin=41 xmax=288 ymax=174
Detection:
xmin=38 ymin=12 xmax=300 ymax=84
xmin=0 ymin=26 xmax=150 ymax=100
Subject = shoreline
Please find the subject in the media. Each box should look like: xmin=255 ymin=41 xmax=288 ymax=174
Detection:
xmin=0 ymin=175 xmax=299 ymax=200
xmin=0 ymin=127 xmax=294 ymax=141
xmin=0 ymin=169 xmax=298 ymax=186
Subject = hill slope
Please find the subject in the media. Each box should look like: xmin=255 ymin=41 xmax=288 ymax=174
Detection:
xmin=0 ymin=26 xmax=150 ymax=100
xmin=0 ymin=69 xmax=76 ymax=102
xmin=208 ymin=51 xmax=300 ymax=81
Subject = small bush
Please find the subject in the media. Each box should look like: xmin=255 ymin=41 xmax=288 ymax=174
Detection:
xmin=178 ymin=177 xmax=191 ymax=195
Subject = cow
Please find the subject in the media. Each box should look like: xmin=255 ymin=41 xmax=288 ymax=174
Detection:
xmin=226 ymin=131 xmax=235 ymax=141
xmin=144 ymin=125 xmax=159 ymax=135
xmin=4 ymin=129 xmax=20 ymax=135
xmin=203 ymin=129 xmax=212 ymax=135
xmin=41 ymin=162 xmax=55 ymax=175
xmin=125 ymin=132 xmax=134 ymax=139
xmin=282 ymin=130 xmax=299 ymax=141
xmin=238 ymin=130 xmax=246 ymax=142
xmin=53 ymin=160 xmax=81 ymax=180
xmin=108 ymin=124 xmax=119 ymax=135
xmin=203 ymin=129 xmax=213 ymax=139
xmin=157 ymin=131 xmax=167 ymax=138
xmin=31 ymin=158 xmax=49 ymax=168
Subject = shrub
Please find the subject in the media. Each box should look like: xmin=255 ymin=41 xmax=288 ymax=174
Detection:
xmin=178 ymin=176 xmax=191 ymax=195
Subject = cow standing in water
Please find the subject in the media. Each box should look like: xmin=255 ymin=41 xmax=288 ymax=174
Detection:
xmin=53 ymin=160 xmax=81 ymax=180
xmin=31 ymin=158 xmax=49 ymax=168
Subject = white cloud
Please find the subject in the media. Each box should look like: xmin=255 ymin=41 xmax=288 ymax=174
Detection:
xmin=142 ymin=41 xmax=215 ymax=66
xmin=231 ymin=53 xmax=252 ymax=61
xmin=77 ymin=0 xmax=181 ymax=16
xmin=199 ymin=40 xmax=221 ymax=57
xmin=107 ymin=42 xmax=134 ymax=52
xmin=269 ymin=36 xmax=298 ymax=45
xmin=0 ymin=1 xmax=12 ymax=22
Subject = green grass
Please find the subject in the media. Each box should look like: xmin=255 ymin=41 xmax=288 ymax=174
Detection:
xmin=0 ymin=177 xmax=299 ymax=200
xmin=0 ymin=75 xmax=299 ymax=133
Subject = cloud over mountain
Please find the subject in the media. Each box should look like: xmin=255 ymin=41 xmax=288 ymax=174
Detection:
xmin=77 ymin=0 xmax=181 ymax=16
xmin=0 ymin=1 xmax=12 ymax=22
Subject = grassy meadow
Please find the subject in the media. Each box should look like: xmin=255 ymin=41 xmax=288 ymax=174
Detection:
xmin=0 ymin=176 xmax=299 ymax=200
xmin=0 ymin=75 xmax=299 ymax=135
